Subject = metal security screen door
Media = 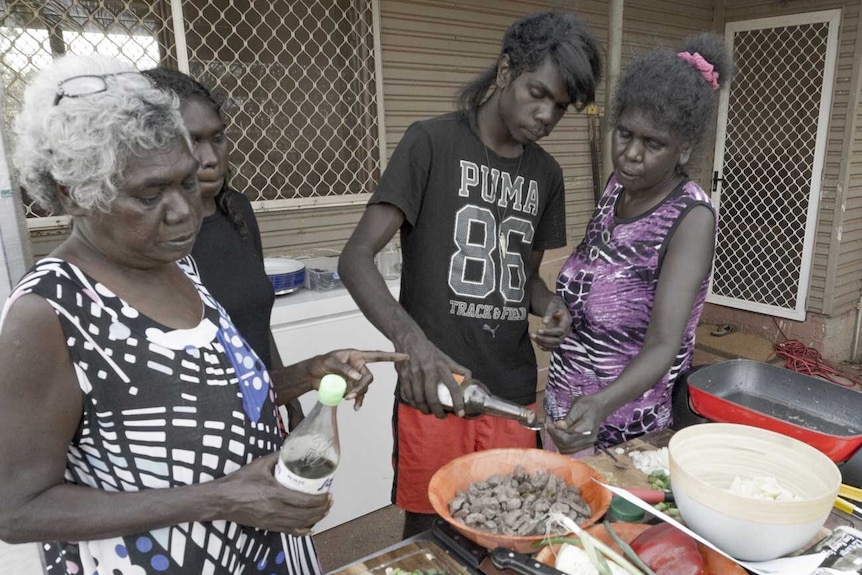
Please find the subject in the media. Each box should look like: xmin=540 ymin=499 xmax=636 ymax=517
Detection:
xmin=708 ymin=10 xmax=840 ymax=320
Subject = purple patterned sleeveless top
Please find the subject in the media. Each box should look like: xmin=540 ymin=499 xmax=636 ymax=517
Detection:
xmin=544 ymin=175 xmax=715 ymax=448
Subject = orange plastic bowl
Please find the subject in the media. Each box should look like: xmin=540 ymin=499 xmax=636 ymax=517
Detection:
xmin=428 ymin=448 xmax=612 ymax=553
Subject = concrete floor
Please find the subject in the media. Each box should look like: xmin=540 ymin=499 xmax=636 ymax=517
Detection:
xmin=314 ymin=504 xmax=406 ymax=572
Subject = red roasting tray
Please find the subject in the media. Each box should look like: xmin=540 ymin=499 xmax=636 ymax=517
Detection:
xmin=687 ymin=359 xmax=862 ymax=462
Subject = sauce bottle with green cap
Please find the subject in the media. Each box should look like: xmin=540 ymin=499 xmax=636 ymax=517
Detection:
xmin=274 ymin=373 xmax=347 ymax=494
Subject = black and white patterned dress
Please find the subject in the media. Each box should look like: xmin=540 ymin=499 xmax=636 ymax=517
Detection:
xmin=2 ymin=258 xmax=321 ymax=575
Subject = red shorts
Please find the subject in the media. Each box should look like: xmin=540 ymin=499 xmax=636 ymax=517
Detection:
xmin=392 ymin=401 xmax=538 ymax=514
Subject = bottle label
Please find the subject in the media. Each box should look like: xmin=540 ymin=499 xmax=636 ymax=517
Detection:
xmin=274 ymin=458 xmax=335 ymax=494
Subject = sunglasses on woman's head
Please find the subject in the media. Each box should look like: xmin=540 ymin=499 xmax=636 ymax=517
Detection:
xmin=53 ymin=71 xmax=154 ymax=106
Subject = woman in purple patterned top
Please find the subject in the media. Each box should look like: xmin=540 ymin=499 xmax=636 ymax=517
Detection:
xmin=544 ymin=34 xmax=733 ymax=454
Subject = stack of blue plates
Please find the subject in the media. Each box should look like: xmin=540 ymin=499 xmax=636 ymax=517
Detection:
xmin=264 ymin=258 xmax=306 ymax=295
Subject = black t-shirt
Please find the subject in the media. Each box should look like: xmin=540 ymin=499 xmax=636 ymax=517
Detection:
xmin=191 ymin=188 xmax=275 ymax=368
xmin=369 ymin=112 xmax=566 ymax=404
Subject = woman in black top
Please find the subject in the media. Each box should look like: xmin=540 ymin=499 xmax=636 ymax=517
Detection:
xmin=143 ymin=67 xmax=404 ymax=421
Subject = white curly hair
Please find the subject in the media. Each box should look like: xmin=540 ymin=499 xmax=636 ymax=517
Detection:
xmin=13 ymin=53 xmax=191 ymax=214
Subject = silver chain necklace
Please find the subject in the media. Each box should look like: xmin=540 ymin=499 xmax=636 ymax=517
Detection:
xmin=482 ymin=143 xmax=523 ymax=258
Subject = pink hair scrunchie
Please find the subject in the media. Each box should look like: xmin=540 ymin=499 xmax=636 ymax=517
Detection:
xmin=677 ymin=51 xmax=719 ymax=90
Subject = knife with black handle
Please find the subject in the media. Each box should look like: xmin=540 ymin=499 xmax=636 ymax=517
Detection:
xmin=431 ymin=518 xmax=570 ymax=575
xmin=488 ymin=547 xmax=571 ymax=575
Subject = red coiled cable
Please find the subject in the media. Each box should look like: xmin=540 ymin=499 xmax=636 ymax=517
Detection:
xmin=773 ymin=339 xmax=861 ymax=388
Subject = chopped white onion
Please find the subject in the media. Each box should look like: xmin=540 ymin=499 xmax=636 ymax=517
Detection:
xmin=629 ymin=447 xmax=669 ymax=476
xmin=555 ymin=544 xmax=630 ymax=575
xmin=728 ymin=475 xmax=799 ymax=501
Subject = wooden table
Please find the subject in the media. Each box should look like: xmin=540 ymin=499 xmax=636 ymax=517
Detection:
xmin=580 ymin=428 xmax=674 ymax=489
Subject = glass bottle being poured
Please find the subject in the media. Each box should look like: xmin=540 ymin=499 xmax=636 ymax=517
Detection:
xmin=437 ymin=374 xmax=542 ymax=430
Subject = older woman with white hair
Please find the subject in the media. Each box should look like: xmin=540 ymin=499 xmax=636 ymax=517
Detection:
xmin=0 ymin=54 xmax=403 ymax=575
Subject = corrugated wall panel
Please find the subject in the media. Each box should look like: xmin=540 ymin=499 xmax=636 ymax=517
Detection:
xmin=622 ymin=4 xmax=717 ymax=43
xmin=725 ymin=0 xmax=851 ymax=19
xmin=851 ymin=189 xmax=862 ymax=218
xmin=846 ymin=0 xmax=862 ymax=315
xmin=257 ymin=207 xmax=363 ymax=257
xmin=722 ymin=1 xmax=862 ymax=317
xmin=834 ymin=269 xmax=862 ymax=310
xmin=830 ymin=1 xmax=862 ymax=316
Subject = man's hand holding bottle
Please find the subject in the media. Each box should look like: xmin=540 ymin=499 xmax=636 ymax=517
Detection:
xmin=391 ymin=328 xmax=470 ymax=418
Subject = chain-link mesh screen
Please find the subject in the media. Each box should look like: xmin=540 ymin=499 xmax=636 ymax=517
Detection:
xmin=171 ymin=0 xmax=380 ymax=203
xmin=1 ymin=0 xmax=170 ymax=218
xmin=711 ymin=22 xmax=830 ymax=312
xmin=1 ymin=0 xmax=380 ymax=219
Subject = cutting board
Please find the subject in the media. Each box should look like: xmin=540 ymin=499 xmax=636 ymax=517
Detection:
xmin=330 ymin=541 xmax=473 ymax=575
xmin=580 ymin=429 xmax=674 ymax=488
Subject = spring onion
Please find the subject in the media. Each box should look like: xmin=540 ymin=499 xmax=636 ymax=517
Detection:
xmin=602 ymin=520 xmax=657 ymax=575
xmin=546 ymin=512 xmax=645 ymax=575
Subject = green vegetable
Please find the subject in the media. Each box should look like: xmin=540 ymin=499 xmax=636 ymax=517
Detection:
xmin=536 ymin=536 xmax=584 ymax=548
xmin=602 ymin=520 xmax=657 ymax=575
xmin=647 ymin=471 xmax=679 ymax=515
xmin=647 ymin=471 xmax=671 ymax=491
xmin=545 ymin=512 xmax=648 ymax=574
xmin=581 ymin=524 xmax=613 ymax=575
